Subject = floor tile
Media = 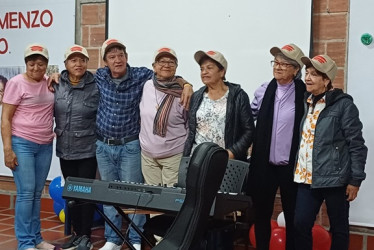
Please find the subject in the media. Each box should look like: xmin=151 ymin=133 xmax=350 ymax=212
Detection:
xmin=0 ymin=194 xmax=10 ymax=207
xmin=0 ymin=238 xmax=18 ymax=250
xmin=0 ymin=223 xmax=13 ymax=232
xmin=0 ymin=217 xmax=14 ymax=225
xmin=0 ymin=208 xmax=15 ymax=216
xmin=0 ymin=204 xmax=253 ymax=250
xmin=41 ymin=219 xmax=64 ymax=230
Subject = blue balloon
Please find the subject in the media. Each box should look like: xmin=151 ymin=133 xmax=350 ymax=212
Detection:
xmin=49 ymin=176 xmax=65 ymax=205
xmin=53 ymin=201 xmax=64 ymax=216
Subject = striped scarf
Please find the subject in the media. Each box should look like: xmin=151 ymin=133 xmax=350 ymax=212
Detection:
xmin=153 ymin=75 xmax=183 ymax=137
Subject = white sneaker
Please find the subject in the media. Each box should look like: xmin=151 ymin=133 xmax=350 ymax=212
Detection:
xmin=99 ymin=241 xmax=121 ymax=250
xmin=36 ymin=241 xmax=55 ymax=249
xmin=133 ymin=243 xmax=141 ymax=250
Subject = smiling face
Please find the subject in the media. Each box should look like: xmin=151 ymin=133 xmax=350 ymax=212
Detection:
xmin=199 ymin=58 xmax=225 ymax=86
xmin=304 ymin=66 xmax=331 ymax=95
xmin=153 ymin=55 xmax=177 ymax=80
xmin=272 ymin=56 xmax=299 ymax=84
xmin=25 ymin=55 xmax=48 ymax=82
xmin=104 ymin=47 xmax=128 ymax=78
xmin=65 ymin=53 xmax=88 ymax=80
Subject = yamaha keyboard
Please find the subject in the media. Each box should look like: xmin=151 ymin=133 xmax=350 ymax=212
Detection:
xmin=62 ymin=176 xmax=251 ymax=217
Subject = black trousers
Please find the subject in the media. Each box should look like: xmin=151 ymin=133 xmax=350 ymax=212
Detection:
xmin=60 ymin=157 xmax=97 ymax=236
xmin=252 ymin=163 xmax=297 ymax=250
xmin=294 ymin=184 xmax=349 ymax=250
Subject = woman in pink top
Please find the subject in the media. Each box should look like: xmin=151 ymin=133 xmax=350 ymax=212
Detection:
xmin=1 ymin=43 xmax=55 ymax=250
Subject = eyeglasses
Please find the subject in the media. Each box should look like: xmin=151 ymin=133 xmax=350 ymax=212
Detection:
xmin=157 ymin=60 xmax=177 ymax=67
xmin=271 ymin=60 xmax=293 ymax=69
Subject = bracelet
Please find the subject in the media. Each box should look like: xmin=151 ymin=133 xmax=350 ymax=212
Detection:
xmin=183 ymin=82 xmax=192 ymax=87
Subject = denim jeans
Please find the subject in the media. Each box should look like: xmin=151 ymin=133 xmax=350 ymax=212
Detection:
xmin=96 ymin=139 xmax=145 ymax=245
xmin=294 ymin=184 xmax=350 ymax=250
xmin=11 ymin=136 xmax=52 ymax=250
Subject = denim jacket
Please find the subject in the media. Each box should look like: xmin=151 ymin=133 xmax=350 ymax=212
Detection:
xmin=54 ymin=70 xmax=99 ymax=160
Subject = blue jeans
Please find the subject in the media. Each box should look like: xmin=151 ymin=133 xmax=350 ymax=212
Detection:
xmin=11 ymin=136 xmax=52 ymax=250
xmin=96 ymin=139 xmax=145 ymax=245
xmin=294 ymin=184 xmax=350 ymax=250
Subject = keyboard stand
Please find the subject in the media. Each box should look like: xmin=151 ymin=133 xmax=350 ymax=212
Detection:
xmin=65 ymin=200 xmax=155 ymax=249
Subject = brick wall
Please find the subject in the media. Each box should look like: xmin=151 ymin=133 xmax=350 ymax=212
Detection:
xmin=79 ymin=1 xmax=106 ymax=72
xmin=312 ymin=0 xmax=349 ymax=90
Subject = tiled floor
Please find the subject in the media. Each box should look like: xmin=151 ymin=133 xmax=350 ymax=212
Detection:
xmin=0 ymin=206 xmax=254 ymax=250
xmin=0 ymin=206 xmax=117 ymax=250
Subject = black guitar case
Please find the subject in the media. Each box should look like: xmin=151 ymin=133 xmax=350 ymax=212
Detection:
xmin=152 ymin=142 xmax=229 ymax=250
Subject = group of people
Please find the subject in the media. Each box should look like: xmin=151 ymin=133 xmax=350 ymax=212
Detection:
xmin=0 ymin=39 xmax=367 ymax=250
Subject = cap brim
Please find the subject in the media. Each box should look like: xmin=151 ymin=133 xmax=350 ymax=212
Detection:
xmin=105 ymin=43 xmax=126 ymax=54
xmin=194 ymin=50 xmax=206 ymax=64
xmin=301 ymin=56 xmax=313 ymax=68
xmin=270 ymin=47 xmax=282 ymax=57
xmin=301 ymin=56 xmax=325 ymax=73
xmin=25 ymin=52 xmax=48 ymax=60
xmin=155 ymin=52 xmax=177 ymax=62
xmin=65 ymin=52 xmax=89 ymax=61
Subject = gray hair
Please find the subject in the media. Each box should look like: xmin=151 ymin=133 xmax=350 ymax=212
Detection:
xmin=274 ymin=53 xmax=302 ymax=79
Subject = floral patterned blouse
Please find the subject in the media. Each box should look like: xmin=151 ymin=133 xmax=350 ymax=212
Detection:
xmin=294 ymin=94 xmax=326 ymax=184
xmin=192 ymin=90 xmax=229 ymax=153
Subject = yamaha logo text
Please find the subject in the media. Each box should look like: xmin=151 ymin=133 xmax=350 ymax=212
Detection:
xmin=67 ymin=184 xmax=92 ymax=194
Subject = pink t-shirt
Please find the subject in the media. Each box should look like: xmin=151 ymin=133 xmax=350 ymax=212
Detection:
xmin=2 ymin=74 xmax=54 ymax=144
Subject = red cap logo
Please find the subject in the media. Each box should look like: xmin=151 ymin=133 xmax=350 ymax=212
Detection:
xmin=106 ymin=39 xmax=119 ymax=45
xmin=313 ymin=55 xmax=327 ymax=64
xmin=281 ymin=45 xmax=295 ymax=52
xmin=207 ymin=51 xmax=216 ymax=55
xmin=158 ymin=47 xmax=171 ymax=53
xmin=71 ymin=46 xmax=83 ymax=52
xmin=30 ymin=45 xmax=44 ymax=52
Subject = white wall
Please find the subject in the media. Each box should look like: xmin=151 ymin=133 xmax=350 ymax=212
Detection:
xmin=347 ymin=0 xmax=374 ymax=227
xmin=107 ymin=0 xmax=312 ymax=97
xmin=0 ymin=0 xmax=75 ymax=180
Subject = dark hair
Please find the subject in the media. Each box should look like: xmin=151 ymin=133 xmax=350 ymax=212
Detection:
xmin=104 ymin=45 xmax=128 ymax=61
xmin=199 ymin=56 xmax=224 ymax=71
xmin=306 ymin=65 xmax=333 ymax=90
xmin=24 ymin=54 xmax=48 ymax=64
xmin=0 ymin=75 xmax=7 ymax=86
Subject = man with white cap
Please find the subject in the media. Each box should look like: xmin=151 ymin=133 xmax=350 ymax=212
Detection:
xmin=293 ymin=54 xmax=367 ymax=250
xmin=96 ymin=39 xmax=192 ymax=250
xmin=249 ymin=43 xmax=306 ymax=250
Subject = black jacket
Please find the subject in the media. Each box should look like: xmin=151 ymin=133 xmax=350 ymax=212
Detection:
xmin=298 ymin=89 xmax=367 ymax=188
xmin=183 ymin=81 xmax=255 ymax=161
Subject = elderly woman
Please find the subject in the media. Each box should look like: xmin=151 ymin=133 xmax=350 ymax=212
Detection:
xmin=293 ymin=55 xmax=367 ymax=250
xmin=54 ymin=45 xmax=99 ymax=250
xmin=183 ymin=50 xmax=254 ymax=161
xmin=249 ymin=44 xmax=306 ymax=250
xmin=139 ymin=47 xmax=188 ymax=187
xmin=1 ymin=43 xmax=55 ymax=250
